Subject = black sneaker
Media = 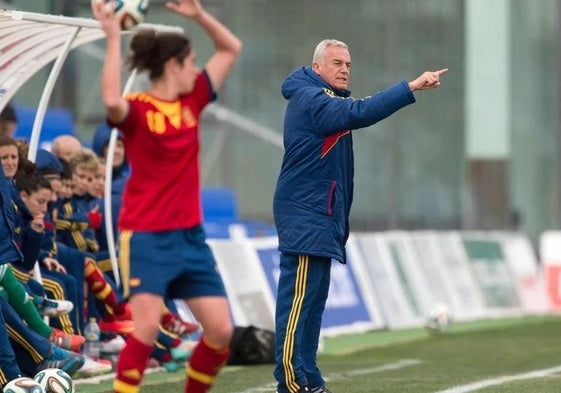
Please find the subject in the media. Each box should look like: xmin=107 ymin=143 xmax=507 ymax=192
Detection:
xmin=311 ymin=387 xmax=332 ymax=393
xmin=275 ymin=387 xmax=311 ymax=393
xmin=36 ymin=346 xmax=86 ymax=377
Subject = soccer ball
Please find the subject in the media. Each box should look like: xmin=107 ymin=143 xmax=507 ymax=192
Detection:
xmin=93 ymin=0 xmax=149 ymax=30
xmin=33 ymin=368 xmax=74 ymax=393
xmin=3 ymin=377 xmax=44 ymax=393
xmin=425 ymin=303 xmax=452 ymax=333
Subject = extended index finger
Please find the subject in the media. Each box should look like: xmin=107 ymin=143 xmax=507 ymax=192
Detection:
xmin=436 ymin=68 xmax=449 ymax=76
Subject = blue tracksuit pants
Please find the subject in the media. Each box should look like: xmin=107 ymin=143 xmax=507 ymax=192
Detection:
xmin=1 ymin=296 xmax=51 ymax=377
xmin=0 ymin=298 xmax=22 ymax=385
xmin=274 ymin=254 xmax=331 ymax=393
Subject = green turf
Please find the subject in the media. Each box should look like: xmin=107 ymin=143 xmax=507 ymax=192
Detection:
xmin=75 ymin=315 xmax=561 ymax=392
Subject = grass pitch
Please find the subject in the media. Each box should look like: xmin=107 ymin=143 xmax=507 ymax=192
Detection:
xmin=76 ymin=315 xmax=561 ymax=392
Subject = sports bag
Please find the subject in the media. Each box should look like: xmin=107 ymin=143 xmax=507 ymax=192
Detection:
xmin=228 ymin=325 xmax=275 ymax=365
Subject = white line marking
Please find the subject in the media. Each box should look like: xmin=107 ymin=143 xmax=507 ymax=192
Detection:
xmin=236 ymin=359 xmax=422 ymax=393
xmin=433 ymin=365 xmax=561 ymax=393
xmin=74 ymin=365 xmax=243 ymax=385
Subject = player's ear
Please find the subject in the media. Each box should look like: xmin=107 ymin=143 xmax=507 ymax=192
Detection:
xmin=166 ymin=57 xmax=182 ymax=75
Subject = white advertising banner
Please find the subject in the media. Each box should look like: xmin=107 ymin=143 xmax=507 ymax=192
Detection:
xmin=492 ymin=232 xmax=547 ymax=314
xmin=380 ymin=232 xmax=438 ymax=318
xmin=209 ymin=239 xmax=277 ymax=330
xmin=354 ymin=232 xmax=424 ymax=329
xmin=430 ymin=232 xmax=487 ymax=320
xmin=410 ymin=231 xmax=486 ymax=321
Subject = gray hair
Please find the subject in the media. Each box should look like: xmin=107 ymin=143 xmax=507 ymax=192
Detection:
xmin=312 ymin=39 xmax=348 ymax=64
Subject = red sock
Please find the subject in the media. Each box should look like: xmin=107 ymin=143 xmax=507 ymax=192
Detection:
xmin=161 ymin=310 xmax=174 ymax=325
xmin=113 ymin=335 xmax=153 ymax=393
xmin=185 ymin=336 xmax=230 ymax=393
xmin=160 ymin=352 xmax=172 ymax=362
xmin=84 ymin=258 xmax=124 ymax=315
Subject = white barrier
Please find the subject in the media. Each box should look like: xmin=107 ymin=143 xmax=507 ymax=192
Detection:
xmin=410 ymin=231 xmax=487 ymax=321
xmin=210 ymin=238 xmax=276 ymax=330
xmin=495 ymin=232 xmax=548 ymax=314
xmin=203 ymin=230 xmax=548 ymax=336
xmin=354 ymin=232 xmax=425 ymax=328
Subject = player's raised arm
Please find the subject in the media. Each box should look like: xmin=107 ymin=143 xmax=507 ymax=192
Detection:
xmin=92 ymin=0 xmax=129 ymax=124
xmin=166 ymin=0 xmax=242 ymax=91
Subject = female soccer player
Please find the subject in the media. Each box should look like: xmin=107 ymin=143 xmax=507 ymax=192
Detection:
xmin=92 ymin=0 xmax=242 ymax=392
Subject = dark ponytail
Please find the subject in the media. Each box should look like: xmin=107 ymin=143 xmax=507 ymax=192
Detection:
xmin=127 ymin=29 xmax=191 ymax=80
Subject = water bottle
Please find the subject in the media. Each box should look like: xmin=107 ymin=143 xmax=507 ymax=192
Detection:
xmin=83 ymin=317 xmax=101 ymax=360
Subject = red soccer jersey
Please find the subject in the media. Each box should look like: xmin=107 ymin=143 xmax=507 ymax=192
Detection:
xmin=113 ymin=72 xmax=214 ymax=231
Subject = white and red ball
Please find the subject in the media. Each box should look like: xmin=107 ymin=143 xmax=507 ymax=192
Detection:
xmin=425 ymin=303 xmax=452 ymax=334
xmin=94 ymin=0 xmax=149 ymax=30
xmin=33 ymin=368 xmax=74 ymax=393
xmin=3 ymin=377 xmax=44 ymax=393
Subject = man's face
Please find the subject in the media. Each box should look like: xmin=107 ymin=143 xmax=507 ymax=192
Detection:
xmin=313 ymin=45 xmax=351 ymax=91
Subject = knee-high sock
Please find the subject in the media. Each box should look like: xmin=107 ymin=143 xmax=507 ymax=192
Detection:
xmin=152 ymin=327 xmax=181 ymax=362
xmin=84 ymin=258 xmax=124 ymax=316
xmin=113 ymin=335 xmax=152 ymax=393
xmin=1 ymin=266 xmax=52 ymax=338
xmin=185 ymin=336 xmax=230 ymax=393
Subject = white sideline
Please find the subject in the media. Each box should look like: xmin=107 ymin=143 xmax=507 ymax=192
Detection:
xmin=433 ymin=364 xmax=561 ymax=393
xmin=236 ymin=359 xmax=422 ymax=393
xmin=74 ymin=365 xmax=244 ymax=386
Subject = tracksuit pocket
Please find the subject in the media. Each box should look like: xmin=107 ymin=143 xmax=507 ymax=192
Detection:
xmin=327 ymin=180 xmax=337 ymax=216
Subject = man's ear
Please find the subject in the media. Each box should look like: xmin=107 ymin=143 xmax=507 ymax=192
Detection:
xmin=312 ymin=62 xmax=321 ymax=74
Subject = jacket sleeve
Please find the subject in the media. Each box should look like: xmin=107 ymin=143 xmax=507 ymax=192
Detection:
xmin=38 ymin=222 xmax=57 ymax=263
xmin=20 ymin=227 xmax=44 ymax=270
xmin=55 ymin=202 xmax=90 ymax=232
xmin=309 ymin=80 xmax=416 ymax=136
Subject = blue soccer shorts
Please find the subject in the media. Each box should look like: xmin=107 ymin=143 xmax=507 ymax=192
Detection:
xmin=118 ymin=225 xmax=227 ymax=299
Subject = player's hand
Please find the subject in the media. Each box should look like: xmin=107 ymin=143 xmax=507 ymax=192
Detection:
xmin=30 ymin=214 xmax=45 ymax=233
xmin=409 ymin=68 xmax=448 ymax=91
xmin=42 ymin=258 xmax=67 ymax=273
xmin=87 ymin=206 xmax=103 ymax=230
xmin=166 ymin=0 xmax=203 ymax=19
xmin=92 ymin=0 xmax=123 ymax=38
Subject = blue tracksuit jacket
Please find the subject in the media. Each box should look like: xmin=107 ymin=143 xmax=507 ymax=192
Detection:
xmin=273 ymin=66 xmax=416 ymax=263
xmin=92 ymin=121 xmax=129 ymax=249
xmin=0 ymin=167 xmax=23 ymax=266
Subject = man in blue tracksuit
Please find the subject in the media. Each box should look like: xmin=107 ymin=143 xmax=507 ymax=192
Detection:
xmin=272 ymin=39 xmax=447 ymax=393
